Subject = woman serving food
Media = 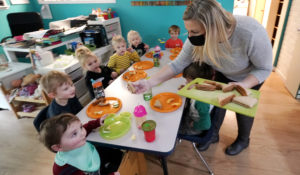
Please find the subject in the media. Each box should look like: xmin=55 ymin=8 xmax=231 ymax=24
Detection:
xmin=131 ymin=0 xmax=272 ymax=155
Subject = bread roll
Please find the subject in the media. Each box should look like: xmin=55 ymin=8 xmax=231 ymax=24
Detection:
xmin=218 ymin=93 xmax=236 ymax=106
xmin=233 ymin=96 xmax=258 ymax=108
xmin=222 ymin=84 xmax=236 ymax=92
xmin=235 ymin=85 xmax=247 ymax=96
xmin=195 ymin=83 xmax=216 ymax=91
xmin=127 ymin=82 xmax=136 ymax=93
xmin=154 ymin=99 xmax=162 ymax=109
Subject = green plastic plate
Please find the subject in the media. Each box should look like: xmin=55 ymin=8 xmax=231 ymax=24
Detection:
xmin=99 ymin=112 xmax=132 ymax=140
xmin=177 ymin=78 xmax=260 ymax=117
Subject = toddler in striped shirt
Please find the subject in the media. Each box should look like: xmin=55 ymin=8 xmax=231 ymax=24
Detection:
xmin=108 ymin=35 xmax=140 ymax=75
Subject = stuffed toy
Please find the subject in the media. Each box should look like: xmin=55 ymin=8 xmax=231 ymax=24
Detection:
xmin=21 ymin=74 xmax=41 ymax=87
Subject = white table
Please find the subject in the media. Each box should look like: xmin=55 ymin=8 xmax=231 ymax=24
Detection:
xmin=77 ymin=48 xmax=186 ymax=174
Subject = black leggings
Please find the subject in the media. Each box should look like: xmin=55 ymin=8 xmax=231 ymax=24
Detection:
xmin=211 ymin=72 xmax=263 ymax=142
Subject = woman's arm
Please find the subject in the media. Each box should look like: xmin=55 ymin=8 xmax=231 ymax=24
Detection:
xmin=231 ymin=74 xmax=259 ymax=89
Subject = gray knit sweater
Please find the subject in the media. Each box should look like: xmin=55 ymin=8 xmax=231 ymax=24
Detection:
xmin=169 ymin=15 xmax=273 ymax=83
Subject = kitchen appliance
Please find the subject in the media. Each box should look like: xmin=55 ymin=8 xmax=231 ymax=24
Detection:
xmin=80 ymin=25 xmax=109 ymax=48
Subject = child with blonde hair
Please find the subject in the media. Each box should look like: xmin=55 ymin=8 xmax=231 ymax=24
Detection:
xmin=165 ymin=25 xmax=183 ymax=48
xmin=108 ymin=35 xmax=140 ymax=74
xmin=127 ymin=30 xmax=149 ymax=57
xmin=40 ymin=71 xmax=83 ymax=118
xmin=75 ymin=46 xmax=118 ymax=98
xmin=39 ymin=113 xmax=122 ymax=175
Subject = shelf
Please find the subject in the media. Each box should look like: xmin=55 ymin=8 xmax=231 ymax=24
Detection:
xmin=17 ymin=109 xmax=42 ymax=118
xmin=14 ymin=96 xmax=47 ymax=104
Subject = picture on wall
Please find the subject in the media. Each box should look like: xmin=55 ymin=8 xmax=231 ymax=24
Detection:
xmin=131 ymin=0 xmax=192 ymax=6
xmin=10 ymin=0 xmax=29 ymax=4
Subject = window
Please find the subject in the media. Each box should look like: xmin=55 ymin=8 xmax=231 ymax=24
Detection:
xmin=38 ymin=0 xmax=115 ymax=4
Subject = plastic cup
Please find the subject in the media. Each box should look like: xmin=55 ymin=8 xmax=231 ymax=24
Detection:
xmin=133 ymin=105 xmax=147 ymax=129
xmin=142 ymin=120 xmax=156 ymax=142
xmin=103 ymin=14 xmax=109 ymax=20
xmin=160 ymin=42 xmax=166 ymax=50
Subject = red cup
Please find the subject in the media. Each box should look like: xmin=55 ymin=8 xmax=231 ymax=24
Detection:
xmin=142 ymin=120 xmax=156 ymax=142
xmin=103 ymin=14 xmax=108 ymax=20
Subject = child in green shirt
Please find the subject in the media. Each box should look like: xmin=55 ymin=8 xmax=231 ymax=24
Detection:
xmin=179 ymin=62 xmax=214 ymax=135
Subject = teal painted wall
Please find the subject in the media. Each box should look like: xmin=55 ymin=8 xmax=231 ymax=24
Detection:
xmin=36 ymin=0 xmax=233 ymax=47
xmin=0 ymin=1 xmax=37 ymax=55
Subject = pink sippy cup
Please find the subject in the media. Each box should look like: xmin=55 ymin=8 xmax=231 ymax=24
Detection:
xmin=133 ymin=105 xmax=147 ymax=129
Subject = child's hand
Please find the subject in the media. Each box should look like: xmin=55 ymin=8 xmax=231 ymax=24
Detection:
xmin=178 ymin=84 xmax=185 ymax=90
xmin=111 ymin=71 xmax=118 ymax=79
xmin=100 ymin=114 xmax=109 ymax=125
xmin=144 ymin=44 xmax=149 ymax=51
xmin=127 ymin=47 xmax=134 ymax=53
xmin=120 ymin=68 xmax=126 ymax=74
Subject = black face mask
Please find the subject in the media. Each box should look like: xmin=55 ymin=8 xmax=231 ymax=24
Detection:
xmin=188 ymin=34 xmax=205 ymax=46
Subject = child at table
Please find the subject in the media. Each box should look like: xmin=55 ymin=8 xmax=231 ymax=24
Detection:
xmin=127 ymin=30 xmax=149 ymax=57
xmin=108 ymin=35 xmax=140 ymax=75
xmin=75 ymin=46 xmax=118 ymax=98
xmin=178 ymin=62 xmax=214 ymax=135
xmin=40 ymin=70 xmax=83 ymax=118
xmin=165 ymin=25 xmax=183 ymax=48
xmin=39 ymin=113 xmax=122 ymax=175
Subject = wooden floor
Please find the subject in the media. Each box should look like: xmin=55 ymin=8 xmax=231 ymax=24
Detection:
xmin=1 ymin=72 xmax=300 ymax=175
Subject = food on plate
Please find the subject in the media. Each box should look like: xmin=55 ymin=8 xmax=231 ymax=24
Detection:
xmin=129 ymin=71 xmax=136 ymax=75
xmin=145 ymin=52 xmax=153 ymax=58
xmin=94 ymin=111 xmax=103 ymax=115
xmin=222 ymin=84 xmax=236 ymax=92
xmin=154 ymin=99 xmax=162 ymax=109
xmin=136 ymin=66 xmax=143 ymax=70
xmin=166 ymin=98 xmax=175 ymax=104
xmin=98 ymin=101 xmax=109 ymax=106
xmin=218 ymin=93 xmax=236 ymax=106
xmin=131 ymin=134 xmax=136 ymax=140
xmin=235 ymin=85 xmax=248 ymax=96
xmin=127 ymin=82 xmax=136 ymax=93
xmin=232 ymin=96 xmax=258 ymax=108
xmin=195 ymin=83 xmax=216 ymax=91
xmin=112 ymin=102 xmax=119 ymax=108
xmin=172 ymin=102 xmax=181 ymax=107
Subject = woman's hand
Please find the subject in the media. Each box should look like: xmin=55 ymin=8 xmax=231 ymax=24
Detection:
xmin=129 ymin=79 xmax=151 ymax=94
xmin=228 ymin=75 xmax=259 ymax=89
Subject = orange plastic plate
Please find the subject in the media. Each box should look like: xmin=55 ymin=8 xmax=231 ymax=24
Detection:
xmin=170 ymin=47 xmax=182 ymax=54
xmin=150 ymin=92 xmax=182 ymax=113
xmin=169 ymin=54 xmax=178 ymax=60
xmin=133 ymin=61 xmax=154 ymax=70
xmin=86 ymin=97 xmax=122 ymax=119
xmin=122 ymin=70 xmax=147 ymax=82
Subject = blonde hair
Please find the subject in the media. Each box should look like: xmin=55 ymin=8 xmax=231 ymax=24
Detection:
xmin=127 ymin=30 xmax=142 ymax=46
xmin=39 ymin=113 xmax=79 ymax=153
xmin=75 ymin=46 xmax=98 ymax=69
xmin=168 ymin=25 xmax=180 ymax=34
xmin=39 ymin=70 xmax=73 ymax=94
xmin=112 ymin=35 xmax=126 ymax=49
xmin=183 ymin=0 xmax=236 ymax=68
